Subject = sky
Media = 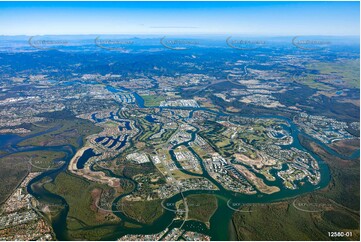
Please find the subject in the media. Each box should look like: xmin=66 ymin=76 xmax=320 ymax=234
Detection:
xmin=0 ymin=1 xmax=359 ymax=36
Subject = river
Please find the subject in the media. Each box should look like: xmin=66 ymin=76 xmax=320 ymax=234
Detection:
xmin=0 ymin=90 xmax=358 ymax=241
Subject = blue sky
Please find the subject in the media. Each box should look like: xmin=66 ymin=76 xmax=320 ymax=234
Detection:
xmin=0 ymin=1 xmax=359 ymax=36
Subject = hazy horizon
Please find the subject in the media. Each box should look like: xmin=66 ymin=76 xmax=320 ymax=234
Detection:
xmin=0 ymin=1 xmax=359 ymax=36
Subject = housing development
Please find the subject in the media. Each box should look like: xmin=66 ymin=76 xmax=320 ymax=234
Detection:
xmin=0 ymin=1 xmax=360 ymax=241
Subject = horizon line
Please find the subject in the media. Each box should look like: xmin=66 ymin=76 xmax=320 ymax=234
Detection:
xmin=1 ymin=34 xmax=360 ymax=37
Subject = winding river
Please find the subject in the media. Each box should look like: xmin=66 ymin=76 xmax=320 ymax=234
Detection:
xmin=0 ymin=90 xmax=359 ymax=241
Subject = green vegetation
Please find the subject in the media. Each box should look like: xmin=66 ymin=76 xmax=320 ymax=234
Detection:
xmin=323 ymin=210 xmax=359 ymax=229
xmin=299 ymin=134 xmax=360 ymax=210
xmin=199 ymin=121 xmax=232 ymax=157
xmin=140 ymin=95 xmax=165 ymax=107
xmin=179 ymin=194 xmax=218 ymax=225
xmin=122 ymin=161 xmax=163 ymax=179
xmin=232 ymin=199 xmax=359 ymax=240
xmin=44 ymin=172 xmax=119 ymax=230
xmin=308 ymin=59 xmax=360 ymax=88
xmin=237 ymin=122 xmax=277 ymax=144
xmin=67 ymin=226 xmax=116 ymax=241
xmin=296 ymin=74 xmax=335 ymax=91
xmin=118 ymin=199 xmax=164 ymax=224
xmin=0 ymin=153 xmax=29 ymax=203
xmin=133 ymin=173 xmax=165 ymax=194
xmin=0 ymin=150 xmax=65 ymax=203
xmin=329 ymin=138 xmax=360 ymax=157
xmin=136 ymin=118 xmax=161 ymax=142
xmin=199 ymin=120 xmax=278 ymax=158
xmin=293 ymin=59 xmax=360 ymax=91
xmin=28 ymin=150 xmax=66 ymax=171
xmin=18 ymin=117 xmax=102 ymax=148
xmin=159 ymin=129 xmax=176 ymax=142
xmin=233 ymin=135 xmax=360 ymax=240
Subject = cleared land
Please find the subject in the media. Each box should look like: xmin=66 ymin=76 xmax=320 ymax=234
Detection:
xmin=140 ymin=95 xmax=165 ymax=107
xmin=234 ymin=164 xmax=280 ymax=194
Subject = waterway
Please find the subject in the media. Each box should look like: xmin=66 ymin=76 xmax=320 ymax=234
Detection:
xmin=0 ymin=90 xmax=359 ymax=241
